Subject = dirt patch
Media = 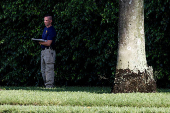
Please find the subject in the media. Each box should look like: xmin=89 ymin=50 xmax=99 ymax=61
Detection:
xmin=112 ymin=68 xmax=157 ymax=93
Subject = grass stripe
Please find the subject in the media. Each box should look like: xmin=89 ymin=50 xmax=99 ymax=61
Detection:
xmin=0 ymin=87 xmax=170 ymax=108
xmin=0 ymin=105 xmax=170 ymax=113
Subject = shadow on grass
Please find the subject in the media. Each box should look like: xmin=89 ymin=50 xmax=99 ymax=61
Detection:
xmin=0 ymin=86 xmax=112 ymax=94
xmin=1 ymin=86 xmax=169 ymax=94
xmin=157 ymin=88 xmax=170 ymax=93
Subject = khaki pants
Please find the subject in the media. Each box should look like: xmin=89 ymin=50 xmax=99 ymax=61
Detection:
xmin=41 ymin=48 xmax=56 ymax=88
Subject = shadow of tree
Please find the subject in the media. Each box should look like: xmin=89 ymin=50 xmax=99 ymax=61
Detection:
xmin=0 ymin=86 xmax=112 ymax=94
xmin=157 ymin=88 xmax=170 ymax=93
xmin=1 ymin=86 xmax=169 ymax=93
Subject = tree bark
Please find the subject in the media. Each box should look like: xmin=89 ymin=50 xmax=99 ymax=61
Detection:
xmin=112 ymin=0 xmax=156 ymax=93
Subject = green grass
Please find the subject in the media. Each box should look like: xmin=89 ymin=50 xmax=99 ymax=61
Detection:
xmin=0 ymin=86 xmax=170 ymax=113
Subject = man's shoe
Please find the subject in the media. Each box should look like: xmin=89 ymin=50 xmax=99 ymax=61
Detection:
xmin=46 ymin=86 xmax=54 ymax=88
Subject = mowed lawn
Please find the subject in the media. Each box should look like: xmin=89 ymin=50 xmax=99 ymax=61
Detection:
xmin=0 ymin=86 xmax=170 ymax=113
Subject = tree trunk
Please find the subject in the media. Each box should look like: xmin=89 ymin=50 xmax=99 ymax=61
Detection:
xmin=112 ymin=0 xmax=156 ymax=93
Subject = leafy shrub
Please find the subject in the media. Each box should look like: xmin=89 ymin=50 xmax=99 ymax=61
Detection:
xmin=0 ymin=0 xmax=170 ymax=88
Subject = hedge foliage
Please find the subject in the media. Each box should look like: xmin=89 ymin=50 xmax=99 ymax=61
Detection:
xmin=0 ymin=0 xmax=170 ymax=88
xmin=144 ymin=0 xmax=170 ymax=88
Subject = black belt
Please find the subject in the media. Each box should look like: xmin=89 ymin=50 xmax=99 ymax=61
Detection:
xmin=42 ymin=46 xmax=54 ymax=50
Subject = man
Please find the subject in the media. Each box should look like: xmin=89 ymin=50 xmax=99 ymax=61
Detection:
xmin=39 ymin=14 xmax=56 ymax=88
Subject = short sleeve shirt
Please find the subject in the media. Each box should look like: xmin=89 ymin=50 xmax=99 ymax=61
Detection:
xmin=41 ymin=26 xmax=56 ymax=49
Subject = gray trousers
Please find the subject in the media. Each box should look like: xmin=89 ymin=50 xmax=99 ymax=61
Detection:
xmin=41 ymin=48 xmax=56 ymax=88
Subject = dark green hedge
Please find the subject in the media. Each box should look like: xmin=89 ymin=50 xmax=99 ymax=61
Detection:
xmin=145 ymin=0 xmax=170 ymax=88
xmin=0 ymin=0 xmax=170 ymax=88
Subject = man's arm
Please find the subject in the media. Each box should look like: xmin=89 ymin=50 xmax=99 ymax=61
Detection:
xmin=39 ymin=40 xmax=52 ymax=46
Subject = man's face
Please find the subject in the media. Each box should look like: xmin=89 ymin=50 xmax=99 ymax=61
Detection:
xmin=44 ymin=16 xmax=52 ymax=28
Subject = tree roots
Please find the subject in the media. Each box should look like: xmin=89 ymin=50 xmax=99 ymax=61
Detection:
xmin=112 ymin=67 xmax=157 ymax=93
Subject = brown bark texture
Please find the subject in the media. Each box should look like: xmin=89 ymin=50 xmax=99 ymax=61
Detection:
xmin=112 ymin=68 xmax=157 ymax=93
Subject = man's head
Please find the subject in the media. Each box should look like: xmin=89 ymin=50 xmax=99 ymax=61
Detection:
xmin=44 ymin=14 xmax=53 ymax=28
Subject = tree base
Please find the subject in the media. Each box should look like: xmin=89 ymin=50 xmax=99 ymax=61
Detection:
xmin=112 ymin=67 xmax=157 ymax=93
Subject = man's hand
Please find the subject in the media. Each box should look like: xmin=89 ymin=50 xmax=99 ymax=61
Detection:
xmin=39 ymin=40 xmax=52 ymax=46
